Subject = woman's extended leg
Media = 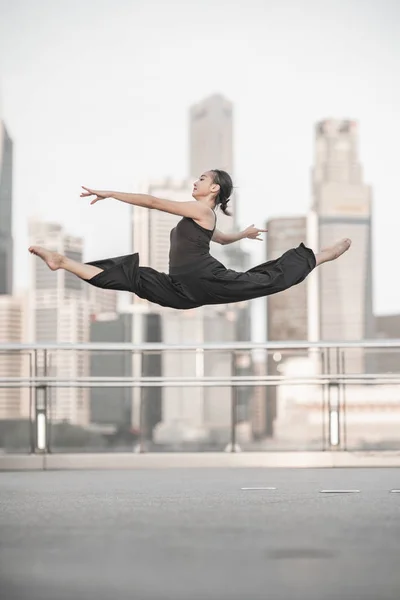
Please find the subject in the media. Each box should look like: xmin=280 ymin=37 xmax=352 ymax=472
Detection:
xmin=314 ymin=238 xmax=351 ymax=267
xmin=28 ymin=246 xmax=103 ymax=280
xmin=29 ymin=245 xmax=200 ymax=308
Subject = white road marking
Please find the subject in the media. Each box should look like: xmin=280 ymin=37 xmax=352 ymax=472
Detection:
xmin=241 ymin=487 xmax=277 ymax=491
xmin=320 ymin=490 xmax=360 ymax=494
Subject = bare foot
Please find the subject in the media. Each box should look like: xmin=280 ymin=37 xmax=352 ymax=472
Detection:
xmin=315 ymin=238 xmax=352 ymax=266
xmin=28 ymin=246 xmax=65 ymax=271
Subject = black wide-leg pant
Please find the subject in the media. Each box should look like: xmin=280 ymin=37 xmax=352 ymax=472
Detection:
xmin=85 ymin=243 xmax=316 ymax=310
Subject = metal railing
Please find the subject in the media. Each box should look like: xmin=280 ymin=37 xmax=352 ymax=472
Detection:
xmin=0 ymin=340 xmax=400 ymax=454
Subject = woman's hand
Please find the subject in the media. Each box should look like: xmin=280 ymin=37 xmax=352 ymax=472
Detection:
xmin=243 ymin=224 xmax=268 ymax=241
xmin=80 ymin=187 xmax=112 ymax=205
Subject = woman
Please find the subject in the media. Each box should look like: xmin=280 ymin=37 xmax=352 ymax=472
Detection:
xmin=29 ymin=169 xmax=351 ymax=309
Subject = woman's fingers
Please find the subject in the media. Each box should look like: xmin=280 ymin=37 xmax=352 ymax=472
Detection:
xmin=247 ymin=232 xmax=264 ymax=240
xmin=246 ymin=226 xmax=268 ymax=235
xmin=81 ymin=186 xmax=95 ymax=197
xmin=80 ymin=186 xmax=103 ymax=205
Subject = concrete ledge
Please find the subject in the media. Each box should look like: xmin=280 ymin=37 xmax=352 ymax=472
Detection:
xmin=0 ymin=454 xmax=45 ymax=471
xmin=1 ymin=451 xmax=400 ymax=471
xmin=331 ymin=451 xmax=400 ymax=468
xmin=44 ymin=452 xmax=335 ymax=470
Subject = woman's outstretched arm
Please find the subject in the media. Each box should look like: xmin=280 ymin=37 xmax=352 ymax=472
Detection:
xmin=81 ymin=187 xmax=211 ymax=221
xmin=212 ymin=225 xmax=268 ymax=245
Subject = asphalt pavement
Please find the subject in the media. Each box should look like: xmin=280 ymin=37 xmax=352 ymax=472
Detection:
xmin=1 ymin=468 xmax=399 ymax=600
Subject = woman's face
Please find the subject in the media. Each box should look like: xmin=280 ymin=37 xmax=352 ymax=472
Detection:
xmin=192 ymin=171 xmax=219 ymax=200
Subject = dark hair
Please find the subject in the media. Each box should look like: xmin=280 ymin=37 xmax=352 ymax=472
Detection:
xmin=211 ymin=169 xmax=233 ymax=216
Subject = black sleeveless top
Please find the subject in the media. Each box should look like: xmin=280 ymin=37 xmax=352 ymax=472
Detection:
xmin=169 ymin=215 xmax=216 ymax=269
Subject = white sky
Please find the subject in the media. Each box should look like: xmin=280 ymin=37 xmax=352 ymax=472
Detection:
xmin=0 ymin=0 xmax=399 ymax=316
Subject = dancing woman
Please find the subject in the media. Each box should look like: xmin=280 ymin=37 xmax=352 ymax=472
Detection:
xmin=29 ymin=169 xmax=351 ymax=309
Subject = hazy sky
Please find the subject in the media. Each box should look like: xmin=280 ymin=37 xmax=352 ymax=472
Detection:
xmin=0 ymin=0 xmax=399 ymax=316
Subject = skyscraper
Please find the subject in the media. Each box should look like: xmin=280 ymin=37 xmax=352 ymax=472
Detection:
xmin=266 ymin=217 xmax=309 ymax=342
xmin=0 ymin=121 xmax=13 ymax=295
xmin=29 ymin=221 xmax=90 ymax=425
xmin=90 ymin=309 xmax=162 ymax=444
xmin=311 ymin=120 xmax=373 ymax=366
xmin=0 ymin=295 xmax=26 ymax=420
xmin=189 ymin=93 xmax=233 ymax=179
xmin=265 ymin=216 xmax=309 ymax=436
xmin=189 ymin=94 xmax=252 ymax=421
xmin=189 ymin=94 xmax=235 ymax=235
xmin=87 ymin=286 xmax=117 ymax=317
xmin=153 ymin=305 xmax=240 ymax=447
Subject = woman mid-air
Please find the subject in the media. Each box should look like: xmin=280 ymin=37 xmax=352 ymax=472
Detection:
xmin=29 ymin=169 xmax=351 ymax=310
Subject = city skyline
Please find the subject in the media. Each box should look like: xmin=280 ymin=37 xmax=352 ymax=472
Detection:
xmin=0 ymin=0 xmax=400 ymax=318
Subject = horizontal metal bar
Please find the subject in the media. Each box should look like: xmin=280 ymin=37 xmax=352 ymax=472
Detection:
xmin=1 ymin=374 xmax=400 ymax=383
xmin=0 ymin=382 xmax=399 ymax=388
xmin=1 ymin=340 xmax=400 ymax=351
xmin=1 ymin=378 xmax=400 ymax=388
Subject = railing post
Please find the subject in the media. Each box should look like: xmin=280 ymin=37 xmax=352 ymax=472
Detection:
xmin=322 ymin=347 xmax=327 ymax=451
xmin=132 ymin=347 xmax=144 ymax=452
xmin=138 ymin=386 xmax=145 ymax=453
xmin=340 ymin=349 xmax=347 ymax=451
xmin=325 ymin=348 xmax=341 ymax=449
xmin=328 ymin=381 xmax=340 ymax=448
xmin=29 ymin=351 xmax=35 ymax=454
xmin=34 ymin=349 xmax=48 ymax=454
xmin=230 ymin=350 xmax=237 ymax=453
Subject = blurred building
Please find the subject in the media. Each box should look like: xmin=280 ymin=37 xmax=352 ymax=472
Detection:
xmin=87 ymin=285 xmax=117 ymax=316
xmin=0 ymin=121 xmax=13 ymax=295
xmin=262 ymin=120 xmax=374 ymax=442
xmin=189 ymin=93 xmax=237 ymax=249
xmin=0 ymin=295 xmax=28 ymax=419
xmin=311 ymin=119 xmax=374 ymax=371
xmin=372 ymin=313 xmax=400 ymax=374
xmin=375 ymin=314 xmax=400 ymax=338
xmin=265 ymin=216 xmax=309 ymax=436
xmin=266 ymin=217 xmax=309 ymax=341
xmin=29 ymin=220 xmax=90 ymax=425
xmin=250 ymin=358 xmax=267 ymax=440
xmin=189 ymin=93 xmax=233 ymax=187
xmin=189 ymin=91 xmax=252 ymax=350
xmin=189 ymin=94 xmax=253 ymax=438
xmin=89 ymin=308 xmax=162 ymax=447
xmin=274 ymin=355 xmax=400 ymax=450
xmin=154 ymin=305 xmax=252 ymax=447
